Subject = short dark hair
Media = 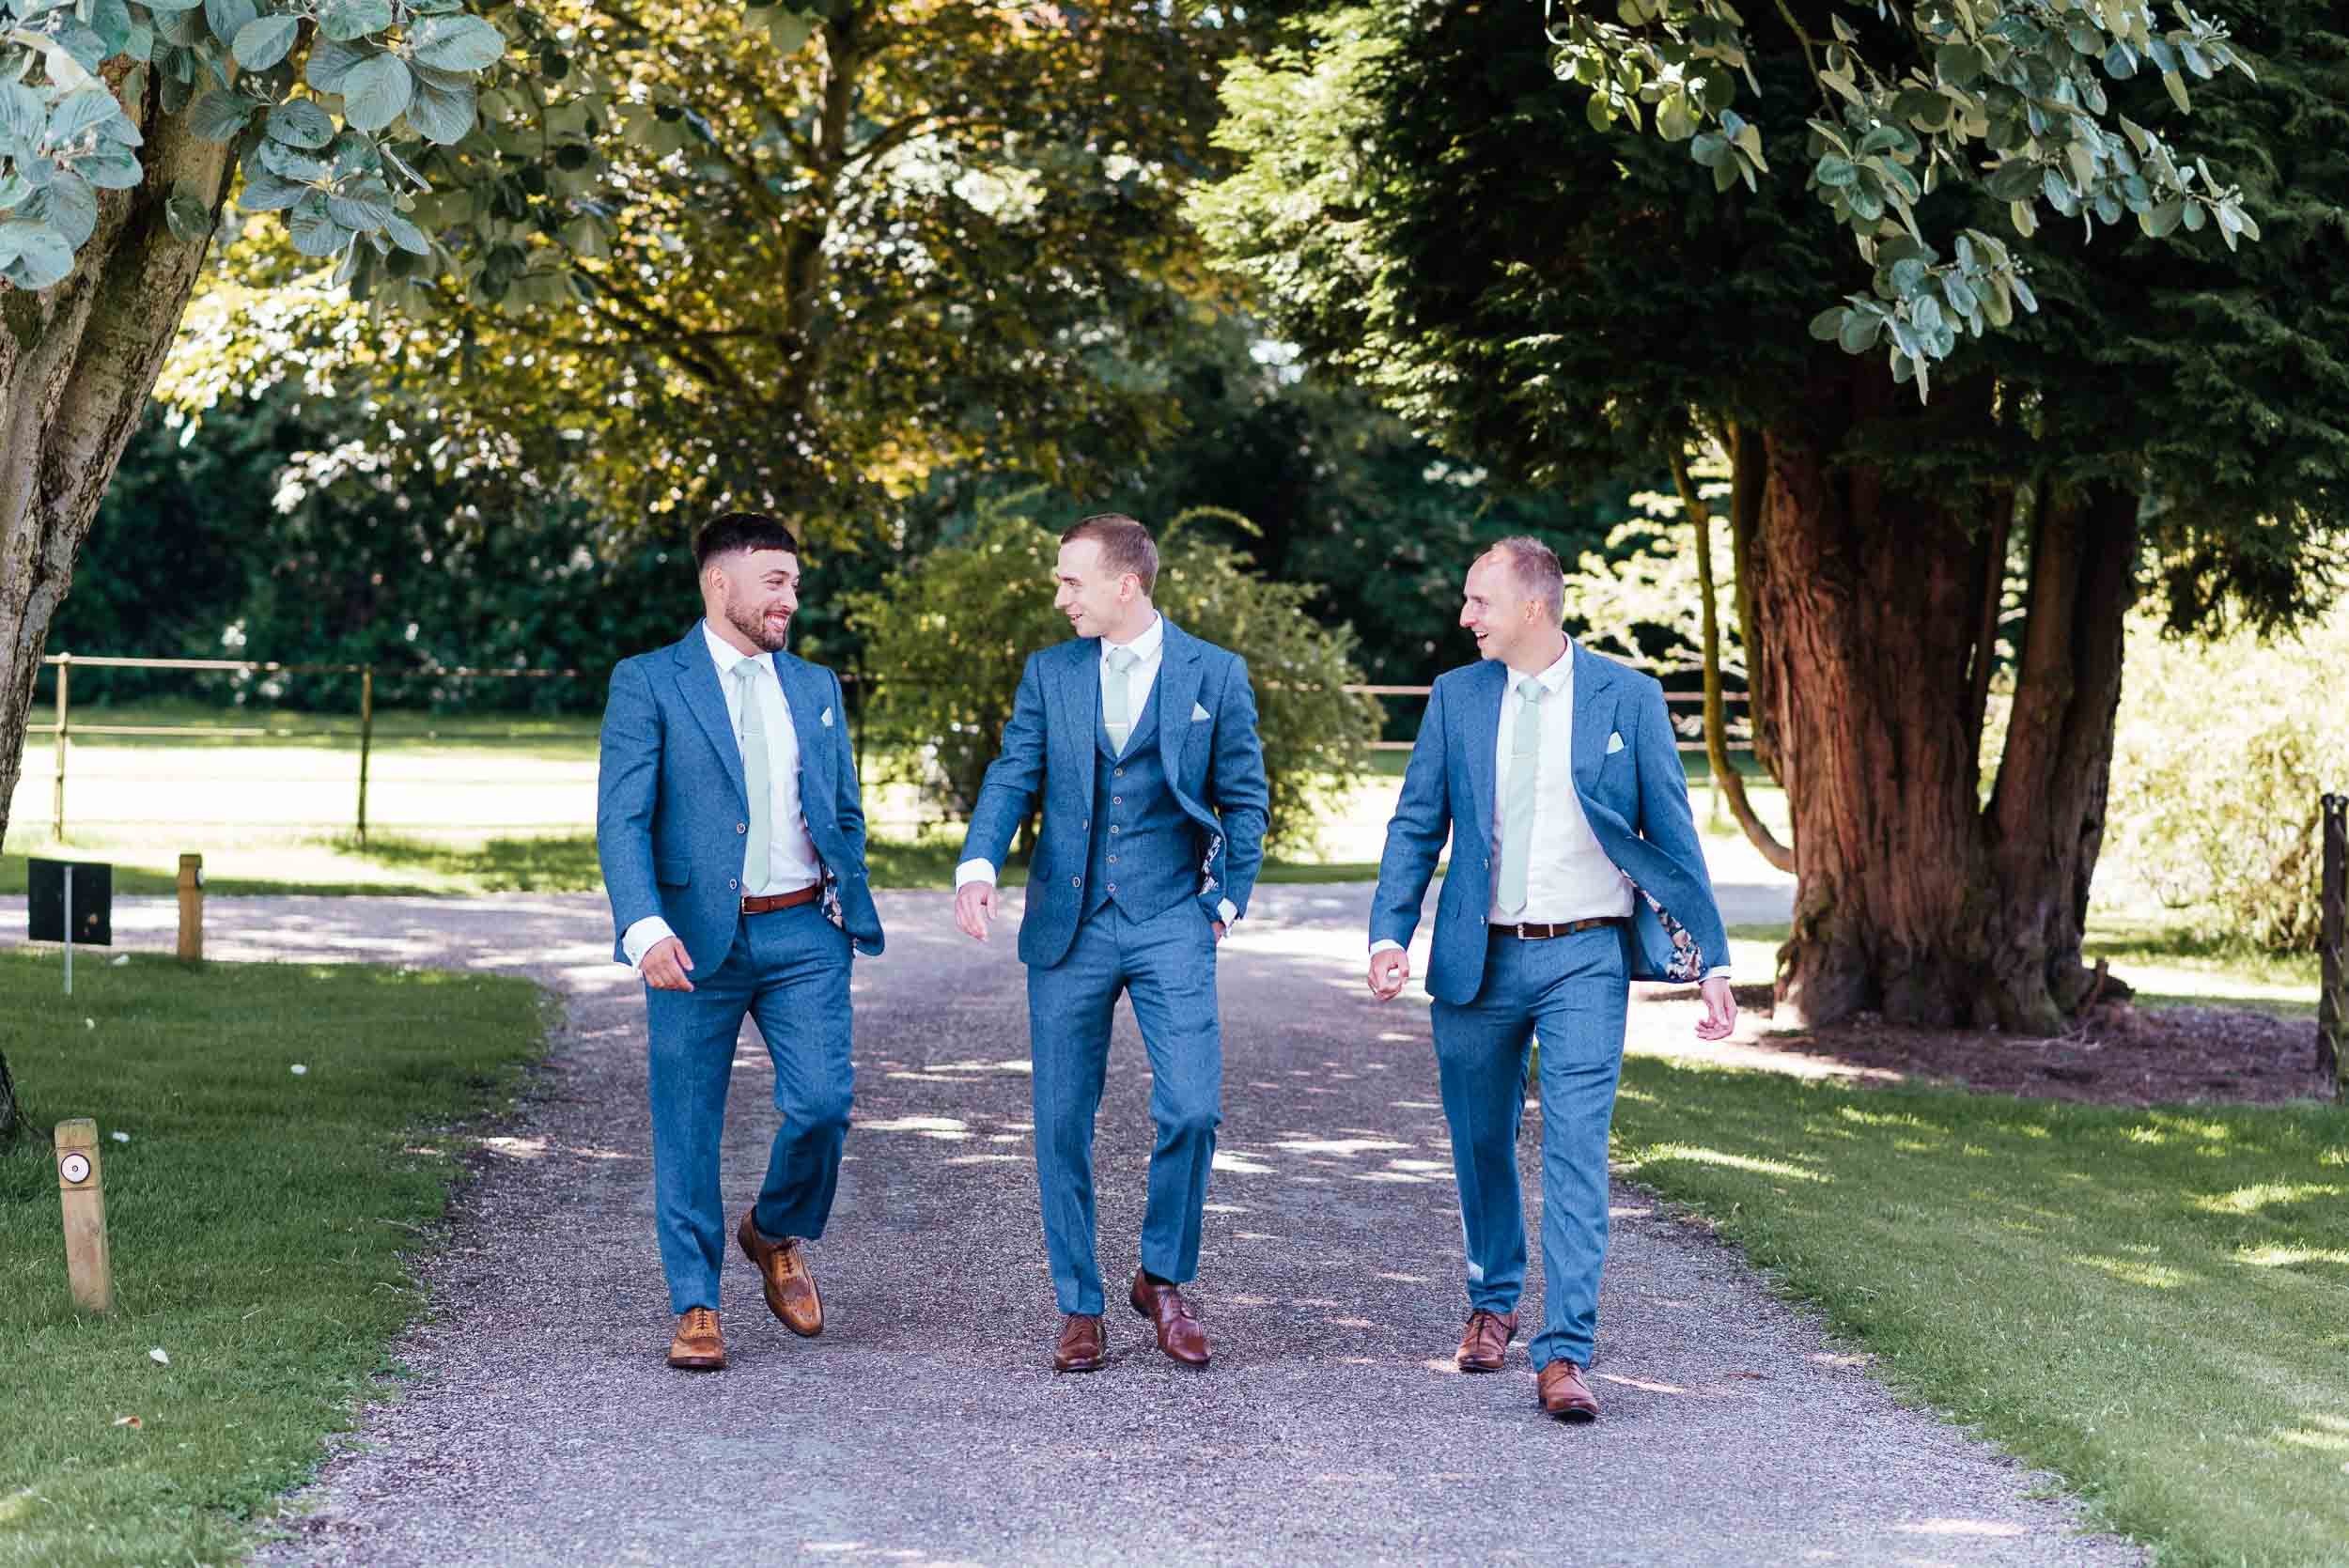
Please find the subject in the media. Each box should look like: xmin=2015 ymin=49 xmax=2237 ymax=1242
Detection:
xmin=1060 ymin=513 xmax=1159 ymax=596
xmin=694 ymin=511 xmax=801 ymax=569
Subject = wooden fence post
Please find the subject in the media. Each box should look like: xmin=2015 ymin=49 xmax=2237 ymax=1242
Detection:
xmin=51 ymin=652 xmax=70 ymax=839
xmin=356 ymin=665 xmax=374 ymax=846
xmin=54 ymin=1118 xmax=114 ymax=1313
xmin=2319 ymin=793 xmax=2344 ymax=1101
xmin=178 ymin=853 xmax=204 ymax=964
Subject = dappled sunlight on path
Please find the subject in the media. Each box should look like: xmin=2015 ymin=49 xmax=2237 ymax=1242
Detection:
xmin=3 ymin=882 xmax=2136 ymax=1566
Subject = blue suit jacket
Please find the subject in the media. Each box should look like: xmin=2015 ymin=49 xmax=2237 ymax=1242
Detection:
xmin=597 ymin=626 xmax=884 ymax=967
xmin=1370 ymin=644 xmax=1729 ymax=1005
xmin=959 ymin=618 xmax=1270 ymax=970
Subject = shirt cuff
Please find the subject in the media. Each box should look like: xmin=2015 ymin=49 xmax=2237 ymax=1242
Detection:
xmin=1217 ymin=898 xmax=1237 ymax=926
xmin=1703 ymin=965 xmax=1733 ymax=983
xmin=1369 ymin=939 xmax=1404 ymax=955
xmin=622 ymin=915 xmax=677 ymax=970
xmin=955 ymin=859 xmax=997 ymax=890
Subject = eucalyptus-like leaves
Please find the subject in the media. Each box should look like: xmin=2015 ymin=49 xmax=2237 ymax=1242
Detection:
xmin=0 ymin=0 xmax=829 ymax=296
xmin=1545 ymin=0 xmax=2259 ymax=398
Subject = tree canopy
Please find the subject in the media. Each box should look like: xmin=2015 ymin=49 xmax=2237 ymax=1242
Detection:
xmin=158 ymin=0 xmax=1246 ymax=536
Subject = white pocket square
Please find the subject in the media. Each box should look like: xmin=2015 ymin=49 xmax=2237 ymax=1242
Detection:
xmin=1606 ymin=731 xmax=1625 ymax=753
xmin=1190 ymin=703 xmax=1211 ymax=722
xmin=819 ymin=706 xmax=834 ymax=727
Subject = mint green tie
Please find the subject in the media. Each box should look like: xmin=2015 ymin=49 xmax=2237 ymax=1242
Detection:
xmin=731 ymin=661 xmax=770 ymax=894
xmin=1497 ymin=677 xmax=1546 ymax=914
xmin=1102 ymin=644 xmax=1139 ymax=755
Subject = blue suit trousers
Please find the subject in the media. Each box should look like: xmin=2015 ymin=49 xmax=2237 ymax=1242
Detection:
xmin=644 ymin=902 xmax=853 ymax=1314
xmin=1430 ymin=925 xmax=1630 ymax=1371
xmin=1027 ymin=902 xmax=1223 ymax=1315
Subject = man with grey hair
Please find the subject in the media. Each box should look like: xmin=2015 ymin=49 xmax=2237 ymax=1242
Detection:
xmin=1367 ymin=535 xmax=1735 ymax=1422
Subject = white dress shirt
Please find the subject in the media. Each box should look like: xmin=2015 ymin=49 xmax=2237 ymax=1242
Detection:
xmin=1373 ymin=640 xmax=1728 ymax=980
xmin=1484 ymin=644 xmax=1632 ymax=925
xmin=957 ymin=613 xmax=1237 ymax=926
xmin=622 ymin=623 xmax=822 ymax=969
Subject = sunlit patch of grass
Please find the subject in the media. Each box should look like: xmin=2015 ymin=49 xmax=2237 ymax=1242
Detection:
xmin=0 ymin=948 xmax=546 ymax=1565
xmin=1612 ymin=1057 xmax=2349 ymax=1564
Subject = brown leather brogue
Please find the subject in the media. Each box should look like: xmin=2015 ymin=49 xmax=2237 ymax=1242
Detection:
xmin=1128 ymin=1271 xmax=1210 ymax=1366
xmin=667 ymin=1307 xmax=724 ymax=1371
xmin=1537 ymin=1358 xmax=1601 ymax=1422
xmin=737 ymin=1209 xmax=823 ymax=1336
xmin=1052 ymin=1313 xmax=1107 ymax=1374
xmin=1455 ymin=1308 xmax=1517 ymax=1373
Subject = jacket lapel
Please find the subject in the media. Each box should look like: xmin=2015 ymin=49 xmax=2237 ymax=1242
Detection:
xmin=1570 ymin=641 xmax=1617 ymax=795
xmin=672 ymin=627 xmax=747 ymax=810
xmin=775 ymin=653 xmax=827 ymax=803
xmin=1049 ymin=639 xmax=1094 ymax=781
xmin=1155 ymin=619 xmax=1203 ymax=785
xmin=1459 ymin=660 xmax=1505 ymax=850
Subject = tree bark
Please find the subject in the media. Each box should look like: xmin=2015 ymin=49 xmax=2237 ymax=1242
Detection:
xmin=1746 ymin=370 xmax=2139 ymax=1032
xmin=0 ymin=67 xmax=236 ymax=1100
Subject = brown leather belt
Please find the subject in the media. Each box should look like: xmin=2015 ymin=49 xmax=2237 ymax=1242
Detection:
xmin=1490 ymin=916 xmax=1628 ymax=940
xmin=740 ymin=883 xmax=820 ymax=915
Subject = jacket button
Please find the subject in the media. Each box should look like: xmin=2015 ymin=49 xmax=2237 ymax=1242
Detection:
xmin=1114 ymin=768 xmax=1124 ymax=777
xmin=1109 ymin=855 xmax=1118 ymax=863
xmin=736 ymin=822 xmax=747 ymax=834
xmin=1112 ymin=796 xmax=1122 ymax=804
xmin=1110 ymin=826 xmax=1121 ymax=835
xmin=1070 ymin=877 xmax=1081 ymax=888
xmin=1107 ymin=883 xmax=1117 ymax=893
xmin=729 ymin=878 xmax=739 ymax=890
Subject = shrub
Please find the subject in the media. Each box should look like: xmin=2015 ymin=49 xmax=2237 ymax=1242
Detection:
xmin=2104 ymin=604 xmax=2349 ymax=950
xmin=849 ymin=496 xmax=1378 ymax=853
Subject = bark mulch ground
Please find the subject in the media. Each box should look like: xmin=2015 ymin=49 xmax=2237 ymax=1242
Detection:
xmin=1753 ymin=996 xmax=2331 ymax=1107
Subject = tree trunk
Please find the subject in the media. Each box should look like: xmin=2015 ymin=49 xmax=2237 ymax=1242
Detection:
xmin=1669 ymin=442 xmax=1792 ymax=872
xmin=1747 ymin=370 xmax=2139 ymax=1032
xmin=0 ymin=66 xmax=236 ymax=1104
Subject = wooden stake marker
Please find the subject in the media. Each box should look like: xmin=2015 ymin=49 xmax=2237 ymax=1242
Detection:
xmin=54 ymin=1118 xmax=114 ymax=1313
xmin=177 ymin=853 xmax=204 ymax=965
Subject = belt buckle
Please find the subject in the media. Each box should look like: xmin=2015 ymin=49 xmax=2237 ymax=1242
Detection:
xmin=1516 ymin=922 xmax=1531 ymax=939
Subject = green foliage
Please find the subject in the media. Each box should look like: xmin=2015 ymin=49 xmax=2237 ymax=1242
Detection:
xmin=2106 ymin=605 xmax=2349 ymax=951
xmin=52 ymin=388 xmax=696 ymax=712
xmin=167 ymin=0 xmax=1245 ymax=538
xmin=0 ymin=0 xmax=565 ymax=287
xmin=1195 ymin=0 xmax=2349 ymax=635
xmin=850 ymin=496 xmax=1378 ymax=853
xmin=1547 ymin=0 xmax=2261 ymax=396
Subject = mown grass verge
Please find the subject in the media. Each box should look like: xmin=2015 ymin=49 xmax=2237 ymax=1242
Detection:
xmin=0 ymin=948 xmax=547 ymax=1566
xmin=1611 ymin=1057 xmax=2349 ymax=1566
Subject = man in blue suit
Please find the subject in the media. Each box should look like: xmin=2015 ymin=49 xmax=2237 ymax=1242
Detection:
xmin=598 ymin=512 xmax=884 ymax=1373
xmin=1368 ymin=536 xmax=1736 ymax=1422
xmin=953 ymin=513 xmax=1269 ymax=1374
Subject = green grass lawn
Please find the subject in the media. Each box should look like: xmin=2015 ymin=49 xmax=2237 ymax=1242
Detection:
xmin=0 ymin=949 xmax=547 ymax=1567
xmin=1610 ymin=1058 xmax=2349 ymax=1566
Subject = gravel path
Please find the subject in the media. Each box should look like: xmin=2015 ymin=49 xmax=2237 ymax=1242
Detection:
xmin=7 ymin=884 xmax=2139 ymax=1567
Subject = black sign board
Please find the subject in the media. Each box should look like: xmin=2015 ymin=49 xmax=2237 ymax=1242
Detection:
xmin=27 ymin=859 xmax=111 ymax=946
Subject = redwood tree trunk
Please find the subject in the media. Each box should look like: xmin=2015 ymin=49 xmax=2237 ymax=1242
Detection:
xmin=0 ymin=64 xmax=234 ymax=1128
xmin=1748 ymin=370 xmax=2138 ymax=1033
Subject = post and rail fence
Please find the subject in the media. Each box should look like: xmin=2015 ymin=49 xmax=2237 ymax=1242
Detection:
xmin=29 ymin=651 xmax=1756 ymax=843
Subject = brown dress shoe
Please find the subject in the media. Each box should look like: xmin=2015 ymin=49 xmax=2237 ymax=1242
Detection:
xmin=1128 ymin=1271 xmax=1210 ymax=1366
xmin=737 ymin=1209 xmax=822 ymax=1336
xmin=667 ymin=1307 xmax=724 ymax=1371
xmin=1455 ymin=1308 xmax=1517 ymax=1373
xmin=1537 ymin=1359 xmax=1601 ymax=1422
xmin=1052 ymin=1313 xmax=1106 ymax=1374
